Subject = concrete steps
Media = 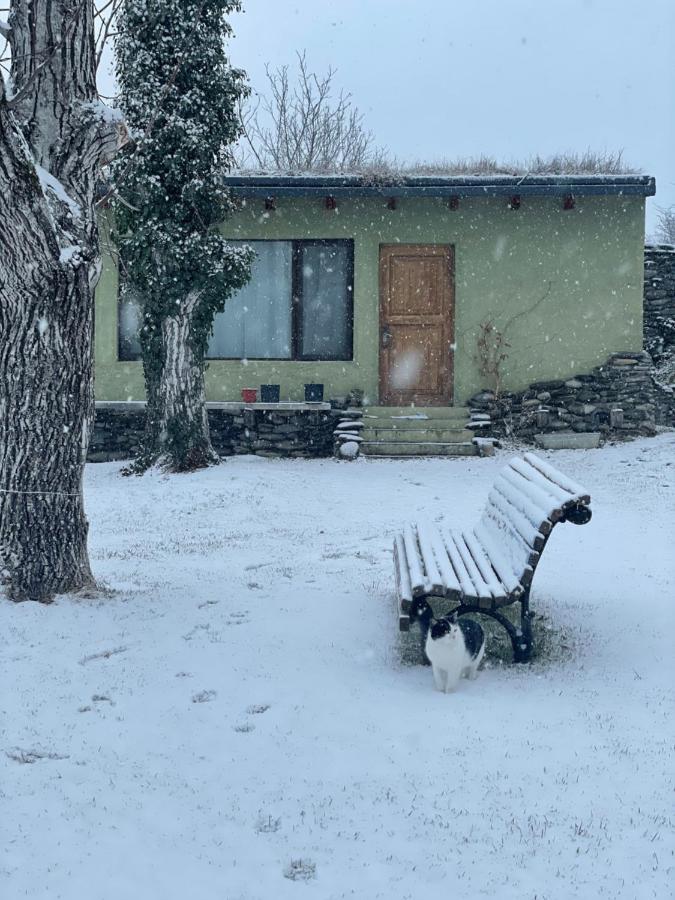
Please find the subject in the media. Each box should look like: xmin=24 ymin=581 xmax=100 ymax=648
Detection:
xmin=360 ymin=406 xmax=478 ymax=458
xmin=363 ymin=440 xmax=478 ymax=457
xmin=363 ymin=406 xmax=470 ymax=420
xmin=361 ymin=427 xmax=475 ymax=443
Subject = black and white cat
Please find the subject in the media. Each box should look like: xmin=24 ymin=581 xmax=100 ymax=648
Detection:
xmin=411 ymin=600 xmax=486 ymax=693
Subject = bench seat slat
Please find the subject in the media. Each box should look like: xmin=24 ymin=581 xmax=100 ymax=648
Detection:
xmin=523 ymin=452 xmax=590 ymax=502
xmin=448 ymin=530 xmax=494 ymax=603
xmin=497 ymin=468 xmax=564 ymax=522
xmin=394 ymin=535 xmax=413 ymax=629
xmin=403 ymin=524 xmax=430 ymax=597
xmin=473 ymin=521 xmax=524 ymax=596
xmin=394 ymin=534 xmax=413 ymax=608
xmin=416 ymin=522 xmax=445 ymax=595
xmin=508 ymin=458 xmax=576 ymax=508
xmin=440 ymin=528 xmax=476 ymax=598
xmin=427 ymin=526 xmax=463 ymax=599
xmin=462 ymin=530 xmax=508 ymax=599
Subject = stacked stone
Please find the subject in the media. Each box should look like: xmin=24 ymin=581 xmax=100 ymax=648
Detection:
xmin=644 ymin=244 xmax=675 ymax=362
xmin=333 ymin=410 xmax=364 ymax=459
xmin=469 ymin=350 xmax=673 ymax=443
xmin=89 ymin=405 xmax=145 ymax=461
xmin=209 ymin=408 xmax=337 ymax=458
xmin=89 ymin=405 xmax=343 ymax=461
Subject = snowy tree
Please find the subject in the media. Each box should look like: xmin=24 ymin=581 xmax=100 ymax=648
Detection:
xmin=237 ymin=51 xmax=383 ymax=173
xmin=112 ymin=0 xmax=252 ymax=473
xmin=0 ymin=2 xmax=125 ymax=601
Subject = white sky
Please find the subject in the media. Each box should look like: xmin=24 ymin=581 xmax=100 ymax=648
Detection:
xmin=98 ymin=0 xmax=674 ymax=235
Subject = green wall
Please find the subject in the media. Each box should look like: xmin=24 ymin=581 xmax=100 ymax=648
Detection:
xmin=95 ymin=194 xmax=645 ymax=404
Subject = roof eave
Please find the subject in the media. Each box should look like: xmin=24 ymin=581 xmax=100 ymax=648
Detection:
xmin=224 ymin=174 xmax=656 ymax=199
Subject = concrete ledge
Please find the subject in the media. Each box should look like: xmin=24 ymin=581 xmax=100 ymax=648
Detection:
xmin=535 ymin=431 xmax=601 ymax=450
xmin=95 ymin=400 xmax=331 ymax=412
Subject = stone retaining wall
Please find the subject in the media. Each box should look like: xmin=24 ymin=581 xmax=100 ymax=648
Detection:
xmin=89 ymin=405 xmax=342 ymax=462
xmin=468 ymin=351 xmax=673 ymax=441
xmin=644 ymin=244 xmax=675 ymax=361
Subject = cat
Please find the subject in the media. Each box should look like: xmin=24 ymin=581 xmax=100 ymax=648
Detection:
xmin=424 ymin=612 xmax=486 ymax=693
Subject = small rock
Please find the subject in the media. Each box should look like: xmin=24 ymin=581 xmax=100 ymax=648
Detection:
xmin=338 ymin=440 xmax=360 ymax=459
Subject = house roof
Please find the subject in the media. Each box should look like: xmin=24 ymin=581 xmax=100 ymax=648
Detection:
xmin=224 ymin=174 xmax=655 ymax=199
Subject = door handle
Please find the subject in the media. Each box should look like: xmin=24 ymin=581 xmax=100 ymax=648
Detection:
xmin=381 ymin=328 xmax=392 ymax=348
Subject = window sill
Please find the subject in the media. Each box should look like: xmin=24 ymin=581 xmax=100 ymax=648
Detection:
xmin=208 ymin=401 xmax=332 ymax=412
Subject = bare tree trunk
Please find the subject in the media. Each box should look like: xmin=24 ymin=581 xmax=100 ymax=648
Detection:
xmin=139 ymin=293 xmax=219 ymax=472
xmin=0 ymin=2 xmax=123 ymax=601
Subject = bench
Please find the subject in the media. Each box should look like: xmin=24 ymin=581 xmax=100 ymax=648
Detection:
xmin=394 ymin=452 xmax=592 ymax=662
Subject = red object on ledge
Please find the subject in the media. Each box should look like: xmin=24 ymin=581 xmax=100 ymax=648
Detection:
xmin=241 ymin=388 xmax=257 ymax=403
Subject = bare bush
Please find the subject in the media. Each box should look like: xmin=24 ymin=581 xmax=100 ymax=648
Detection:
xmin=654 ymin=206 xmax=675 ymax=244
xmin=475 ymin=320 xmax=511 ymax=399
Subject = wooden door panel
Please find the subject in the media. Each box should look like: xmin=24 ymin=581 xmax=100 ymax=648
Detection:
xmin=388 ymin=324 xmax=446 ymax=396
xmin=379 ymin=245 xmax=454 ymax=406
xmin=390 ymin=257 xmax=445 ymax=317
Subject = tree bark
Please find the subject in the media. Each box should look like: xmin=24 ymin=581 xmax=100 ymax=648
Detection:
xmin=140 ymin=292 xmax=219 ymax=472
xmin=0 ymin=2 xmax=123 ymax=601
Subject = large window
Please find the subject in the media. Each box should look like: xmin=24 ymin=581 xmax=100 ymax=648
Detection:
xmin=117 ymin=239 xmax=354 ymax=362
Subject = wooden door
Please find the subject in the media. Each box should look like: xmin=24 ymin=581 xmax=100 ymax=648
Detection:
xmin=379 ymin=244 xmax=454 ymax=406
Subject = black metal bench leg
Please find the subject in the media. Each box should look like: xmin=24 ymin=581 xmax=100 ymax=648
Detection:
xmin=512 ymin=592 xmax=533 ymax=663
xmin=411 ymin=599 xmax=433 ymax=665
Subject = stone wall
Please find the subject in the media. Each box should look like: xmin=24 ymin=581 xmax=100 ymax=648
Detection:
xmin=89 ymin=405 xmax=146 ymax=461
xmin=468 ymin=351 xmax=673 ymax=441
xmin=89 ymin=404 xmax=342 ymax=462
xmin=644 ymin=244 xmax=675 ymax=362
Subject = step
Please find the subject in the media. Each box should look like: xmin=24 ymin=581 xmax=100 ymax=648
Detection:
xmin=361 ymin=427 xmax=475 ymax=443
xmin=362 ymin=406 xmax=470 ymax=421
xmin=362 ymin=416 xmax=470 ymax=432
xmin=361 ymin=441 xmax=478 ymax=457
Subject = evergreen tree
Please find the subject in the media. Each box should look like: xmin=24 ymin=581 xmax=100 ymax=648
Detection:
xmin=112 ymin=0 xmax=252 ymax=472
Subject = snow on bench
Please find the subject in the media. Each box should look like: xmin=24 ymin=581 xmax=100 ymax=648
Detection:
xmin=394 ymin=452 xmax=592 ymax=662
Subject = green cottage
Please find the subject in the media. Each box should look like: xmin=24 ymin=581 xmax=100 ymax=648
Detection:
xmin=94 ymin=174 xmax=654 ymax=441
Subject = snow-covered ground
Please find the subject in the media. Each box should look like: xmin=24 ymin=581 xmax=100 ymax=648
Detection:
xmin=2 ymin=434 xmax=674 ymax=900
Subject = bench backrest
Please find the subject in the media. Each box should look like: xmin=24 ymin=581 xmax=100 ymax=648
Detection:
xmin=475 ymin=452 xmax=591 ymax=591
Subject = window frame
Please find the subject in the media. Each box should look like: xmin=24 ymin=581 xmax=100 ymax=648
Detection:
xmin=116 ymin=238 xmax=355 ymax=363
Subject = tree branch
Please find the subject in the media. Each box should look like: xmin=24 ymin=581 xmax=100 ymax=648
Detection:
xmin=95 ymin=0 xmax=123 ymax=70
